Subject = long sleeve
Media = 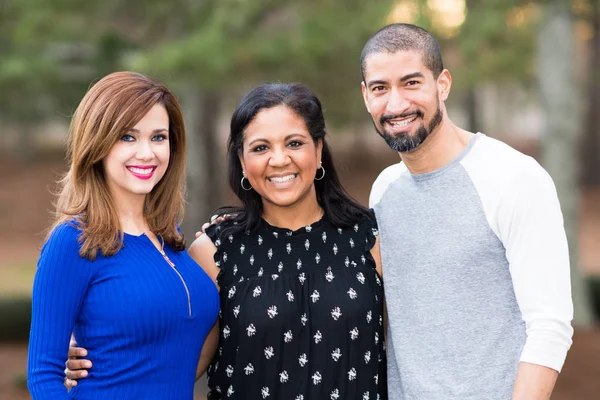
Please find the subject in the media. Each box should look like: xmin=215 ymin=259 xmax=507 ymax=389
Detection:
xmin=497 ymin=158 xmax=574 ymax=372
xmin=28 ymin=223 xmax=94 ymax=399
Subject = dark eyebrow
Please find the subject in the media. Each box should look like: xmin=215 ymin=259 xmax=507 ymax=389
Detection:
xmin=367 ymin=72 xmax=425 ymax=88
xmin=400 ymin=72 xmax=425 ymax=82
xmin=247 ymin=133 xmax=308 ymax=147
xmin=128 ymin=128 xmax=169 ymax=134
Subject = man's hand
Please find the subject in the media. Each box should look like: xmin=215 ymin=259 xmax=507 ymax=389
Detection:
xmin=195 ymin=215 xmax=231 ymax=238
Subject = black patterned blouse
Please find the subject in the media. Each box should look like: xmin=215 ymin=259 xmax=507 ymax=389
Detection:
xmin=206 ymin=215 xmax=386 ymax=400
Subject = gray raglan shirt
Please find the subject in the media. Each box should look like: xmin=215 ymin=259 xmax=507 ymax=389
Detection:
xmin=370 ymin=133 xmax=573 ymax=400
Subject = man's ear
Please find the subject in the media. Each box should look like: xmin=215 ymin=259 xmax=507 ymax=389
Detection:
xmin=437 ymin=69 xmax=452 ymax=102
xmin=361 ymin=81 xmax=371 ymax=113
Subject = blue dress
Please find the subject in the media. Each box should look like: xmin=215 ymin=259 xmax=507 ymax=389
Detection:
xmin=28 ymin=222 xmax=220 ymax=400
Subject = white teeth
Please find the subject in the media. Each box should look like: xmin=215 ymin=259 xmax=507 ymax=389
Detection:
xmin=128 ymin=167 xmax=153 ymax=175
xmin=389 ymin=116 xmax=417 ymax=127
xmin=269 ymin=174 xmax=296 ymax=183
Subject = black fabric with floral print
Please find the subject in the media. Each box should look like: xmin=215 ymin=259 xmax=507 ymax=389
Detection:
xmin=206 ymin=215 xmax=386 ymax=400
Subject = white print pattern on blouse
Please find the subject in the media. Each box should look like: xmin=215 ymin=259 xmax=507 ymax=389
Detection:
xmin=261 ymin=386 xmax=270 ymax=398
xmin=338 ymin=228 xmax=343 ymax=234
xmin=286 ymin=231 xmax=293 ymax=236
xmin=278 ymin=262 xmax=284 ymax=272
xmin=372 ymin=227 xmax=379 ymax=236
xmin=279 ymin=370 xmax=289 ymax=383
xmin=366 ymin=310 xmax=372 ymax=323
xmin=298 ymin=273 xmax=306 ymax=284
xmin=223 ymin=325 xmax=231 ymax=339
xmin=310 ymin=290 xmax=320 ymax=303
xmin=331 ymin=348 xmax=342 ymax=361
xmin=345 ymin=257 xmax=350 ymax=267
xmin=333 ymin=243 xmax=338 ymax=255
xmin=264 ymin=346 xmax=274 ymax=359
xmin=284 ymin=330 xmax=293 ymax=343
xmin=305 ymin=239 xmax=310 ymax=250
xmin=227 ymin=385 xmax=234 ymax=397
xmin=354 ymin=224 xmax=359 ymax=232
xmin=364 ymin=350 xmax=371 ymax=364
xmin=223 ymin=252 xmax=228 ymax=262
xmin=244 ymin=363 xmax=255 ymax=375
xmin=273 ymin=231 xmax=278 ymax=238
xmin=271 ymin=274 xmax=279 ymax=280
xmin=240 ymin=244 xmax=245 ymax=254
xmin=226 ymin=365 xmax=234 ymax=378
xmin=315 ymin=253 xmax=321 ymax=264
xmin=233 ymin=265 xmax=238 ymax=275
xmin=331 ymin=307 xmax=342 ymax=320
xmin=286 ymin=243 xmax=292 ymax=254
xmin=267 ymin=248 xmax=273 ymax=259
xmin=253 ymin=286 xmax=262 ymax=297
xmin=356 ymin=272 xmax=365 ymax=284
xmin=348 ymin=367 xmax=357 ymax=381
xmin=349 ymin=238 xmax=355 ymax=248
xmin=375 ymin=274 xmax=381 ymax=286
xmin=246 ymin=324 xmax=257 ymax=337
xmin=351 ymin=260 xmax=357 ymax=267
xmin=363 ymin=392 xmax=370 ymax=400
xmin=314 ymin=330 xmax=323 ymax=343
xmin=305 ymin=225 xmax=312 ymax=232
xmin=311 ymin=371 xmax=322 ymax=385
xmin=233 ymin=305 xmax=240 ymax=318
xmin=347 ymin=288 xmax=357 ymax=299
xmin=295 ymin=396 xmax=304 ymax=400
xmin=374 ymin=374 xmax=379 ymax=384
xmin=215 ymin=239 xmax=221 ymax=247
xmin=375 ymin=332 xmax=379 ymax=345
xmin=298 ymin=353 xmax=308 ymax=367
xmin=258 ymin=267 xmax=264 ymax=277
xmin=350 ymin=327 xmax=359 ymax=340
xmin=249 ymin=255 xmax=255 ymax=265
xmin=258 ymin=235 xmax=263 ymax=245
xmin=228 ymin=286 xmax=236 ymax=299
xmin=301 ymin=313 xmax=308 ymax=326
xmin=379 ymin=315 xmax=383 ymax=325
xmin=325 ymin=270 xmax=335 ymax=282
xmin=322 ymin=232 xmax=327 ymax=243
xmin=287 ymin=290 xmax=295 ymax=302
xmin=228 ymin=234 xmax=234 ymax=243
xmin=296 ymin=258 xmax=303 ymax=269
xmin=267 ymin=305 xmax=278 ymax=318
xmin=330 ymin=389 xmax=340 ymax=399
xmin=361 ymin=254 xmax=366 ymax=264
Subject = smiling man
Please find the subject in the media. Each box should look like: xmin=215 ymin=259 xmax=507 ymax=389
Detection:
xmin=363 ymin=24 xmax=574 ymax=400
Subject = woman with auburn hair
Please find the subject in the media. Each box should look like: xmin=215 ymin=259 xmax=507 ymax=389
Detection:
xmin=27 ymin=71 xmax=219 ymax=400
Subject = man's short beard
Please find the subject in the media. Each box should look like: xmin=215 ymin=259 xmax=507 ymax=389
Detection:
xmin=374 ymin=104 xmax=443 ymax=153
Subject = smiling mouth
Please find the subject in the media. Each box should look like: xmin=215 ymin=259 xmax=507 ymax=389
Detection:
xmin=126 ymin=166 xmax=157 ymax=179
xmin=268 ymin=174 xmax=298 ymax=183
xmin=386 ymin=115 xmax=417 ymax=128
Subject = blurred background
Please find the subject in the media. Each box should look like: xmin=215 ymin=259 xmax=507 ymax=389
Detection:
xmin=1 ymin=0 xmax=599 ymax=398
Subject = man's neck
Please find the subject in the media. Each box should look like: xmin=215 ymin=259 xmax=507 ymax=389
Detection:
xmin=399 ymin=119 xmax=474 ymax=175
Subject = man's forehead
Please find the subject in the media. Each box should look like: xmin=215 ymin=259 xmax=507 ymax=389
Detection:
xmin=364 ymin=50 xmax=428 ymax=78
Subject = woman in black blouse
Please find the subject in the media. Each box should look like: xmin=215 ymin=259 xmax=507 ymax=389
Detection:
xmin=65 ymin=83 xmax=386 ymax=399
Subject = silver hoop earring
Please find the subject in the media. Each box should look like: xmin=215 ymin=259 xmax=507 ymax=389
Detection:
xmin=315 ymin=166 xmax=326 ymax=181
xmin=241 ymin=176 xmax=253 ymax=191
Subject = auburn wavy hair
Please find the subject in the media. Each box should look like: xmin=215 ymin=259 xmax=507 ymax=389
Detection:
xmin=51 ymin=71 xmax=187 ymax=260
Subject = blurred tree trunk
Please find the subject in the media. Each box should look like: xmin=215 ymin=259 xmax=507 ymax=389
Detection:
xmin=181 ymin=88 xmax=224 ymax=243
xmin=582 ymin=1 xmax=600 ymax=187
xmin=538 ymin=0 xmax=594 ymax=326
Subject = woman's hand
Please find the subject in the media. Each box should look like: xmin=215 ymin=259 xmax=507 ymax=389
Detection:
xmin=63 ymin=336 xmax=93 ymax=389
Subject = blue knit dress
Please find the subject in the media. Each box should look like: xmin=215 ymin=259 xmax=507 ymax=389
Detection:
xmin=28 ymin=222 xmax=219 ymax=400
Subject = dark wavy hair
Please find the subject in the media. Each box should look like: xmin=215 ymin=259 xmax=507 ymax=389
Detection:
xmin=216 ymin=83 xmax=373 ymax=236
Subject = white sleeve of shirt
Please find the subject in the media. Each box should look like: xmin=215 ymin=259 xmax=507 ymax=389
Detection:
xmin=462 ymin=138 xmax=574 ymax=372
xmin=369 ymin=162 xmax=406 ymax=208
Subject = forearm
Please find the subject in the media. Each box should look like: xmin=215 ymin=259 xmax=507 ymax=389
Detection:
xmin=196 ymin=321 xmax=220 ymax=380
xmin=512 ymin=362 xmax=558 ymax=400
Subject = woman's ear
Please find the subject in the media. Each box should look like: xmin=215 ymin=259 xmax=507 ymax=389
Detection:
xmin=238 ymin=154 xmax=246 ymax=176
xmin=316 ymin=139 xmax=324 ymax=166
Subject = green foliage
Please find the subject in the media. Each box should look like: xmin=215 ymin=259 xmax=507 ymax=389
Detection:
xmin=0 ymin=296 xmax=31 ymax=342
